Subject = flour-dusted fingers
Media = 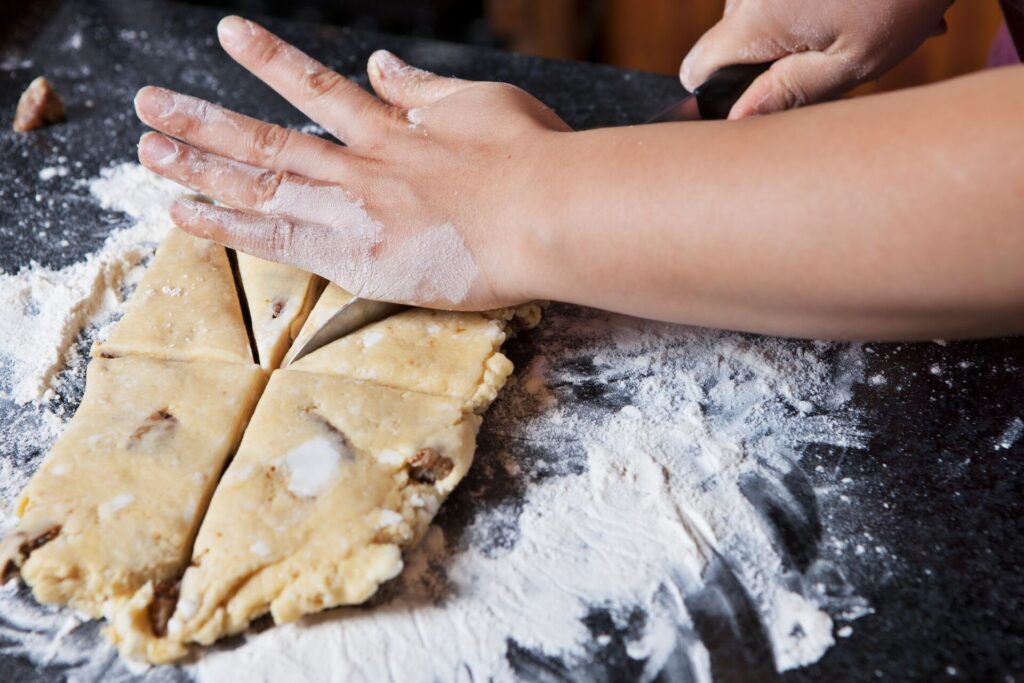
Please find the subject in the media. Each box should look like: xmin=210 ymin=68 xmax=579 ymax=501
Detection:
xmin=168 ymin=199 xmax=379 ymax=290
xmin=216 ymin=16 xmax=394 ymax=144
xmin=134 ymin=87 xmax=346 ymax=180
xmin=366 ymin=50 xmax=474 ymax=109
xmin=138 ymin=132 xmax=360 ymax=226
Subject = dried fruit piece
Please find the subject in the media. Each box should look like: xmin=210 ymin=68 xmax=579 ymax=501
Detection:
xmin=0 ymin=525 xmax=62 ymax=582
xmin=408 ymin=448 xmax=454 ymax=485
xmin=13 ymin=77 xmax=65 ymax=132
xmin=148 ymin=578 xmax=181 ymax=637
xmin=128 ymin=409 xmax=177 ymax=445
xmin=270 ymin=299 xmax=285 ymax=319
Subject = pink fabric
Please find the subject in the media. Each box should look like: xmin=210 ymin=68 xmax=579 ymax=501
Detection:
xmin=1000 ymin=0 xmax=1024 ymax=61
xmin=988 ymin=22 xmax=1021 ymax=67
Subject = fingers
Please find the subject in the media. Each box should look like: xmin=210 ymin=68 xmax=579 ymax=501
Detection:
xmin=169 ymin=200 xmax=378 ymax=289
xmin=680 ymin=13 xmax=791 ymax=92
xmin=138 ymin=132 xmax=361 ymax=226
xmin=727 ymin=52 xmax=855 ymax=119
xmin=216 ymin=15 xmax=392 ymax=143
xmin=134 ymin=86 xmax=346 ymax=181
xmin=366 ymin=50 xmax=473 ymax=109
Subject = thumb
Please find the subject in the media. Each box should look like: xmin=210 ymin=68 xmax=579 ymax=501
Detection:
xmin=367 ymin=50 xmax=472 ymax=109
xmin=727 ymin=51 xmax=855 ymax=119
xmin=680 ymin=13 xmax=786 ymax=92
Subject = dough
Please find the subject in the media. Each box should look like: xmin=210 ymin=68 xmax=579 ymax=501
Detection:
xmin=290 ymin=307 xmax=514 ymax=411
xmin=13 ymin=76 xmax=65 ymax=132
xmin=0 ymin=356 xmax=265 ymax=617
xmin=110 ymin=369 xmax=480 ymax=663
xmin=279 ymin=282 xmax=354 ymax=367
xmin=236 ymin=253 xmax=323 ymax=371
xmin=93 ymin=228 xmax=252 ymax=364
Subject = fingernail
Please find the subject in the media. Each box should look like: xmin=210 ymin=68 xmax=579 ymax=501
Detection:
xmin=370 ymin=49 xmax=404 ymax=78
xmin=139 ymin=134 xmax=178 ymax=165
xmin=170 ymin=199 xmax=201 ymax=222
xmin=218 ymin=16 xmax=253 ymax=48
xmin=135 ymin=87 xmax=173 ymax=119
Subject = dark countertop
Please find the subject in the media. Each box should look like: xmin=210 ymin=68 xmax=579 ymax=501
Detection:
xmin=1 ymin=2 xmax=1022 ymax=681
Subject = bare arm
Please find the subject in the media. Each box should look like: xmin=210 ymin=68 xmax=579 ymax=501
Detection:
xmin=135 ymin=18 xmax=1024 ymax=341
xmin=528 ymin=66 xmax=1024 ymax=340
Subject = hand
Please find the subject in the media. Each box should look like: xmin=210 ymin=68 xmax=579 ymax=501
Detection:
xmin=133 ymin=16 xmax=570 ymax=309
xmin=680 ymin=0 xmax=954 ymax=119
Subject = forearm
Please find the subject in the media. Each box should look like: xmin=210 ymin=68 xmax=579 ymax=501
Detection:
xmin=525 ymin=66 xmax=1024 ymax=340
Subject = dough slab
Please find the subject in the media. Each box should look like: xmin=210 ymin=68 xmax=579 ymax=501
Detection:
xmin=92 ymin=228 xmax=253 ymax=364
xmin=280 ymin=282 xmax=353 ymax=367
xmin=114 ymin=369 xmax=480 ymax=662
xmin=236 ymin=253 xmax=322 ymax=371
xmin=290 ymin=307 xmax=514 ymax=411
xmin=0 ymin=356 xmax=265 ymax=617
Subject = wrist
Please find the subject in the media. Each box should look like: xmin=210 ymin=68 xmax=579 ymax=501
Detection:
xmin=505 ymin=130 xmax=576 ymax=304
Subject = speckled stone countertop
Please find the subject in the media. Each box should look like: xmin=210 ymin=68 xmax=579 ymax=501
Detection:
xmin=1 ymin=1 xmax=1023 ymax=681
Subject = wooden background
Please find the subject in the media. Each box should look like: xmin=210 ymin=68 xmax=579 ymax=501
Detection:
xmin=488 ymin=0 xmax=1006 ymax=95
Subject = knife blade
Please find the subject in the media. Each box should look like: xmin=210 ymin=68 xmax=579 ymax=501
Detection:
xmin=647 ymin=62 xmax=774 ymax=123
xmin=286 ymin=297 xmax=408 ymax=365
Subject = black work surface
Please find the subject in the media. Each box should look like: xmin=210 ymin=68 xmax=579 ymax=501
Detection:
xmin=1 ymin=1 xmax=1022 ymax=681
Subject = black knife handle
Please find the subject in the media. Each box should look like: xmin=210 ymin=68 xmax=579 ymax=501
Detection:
xmin=693 ymin=62 xmax=774 ymax=120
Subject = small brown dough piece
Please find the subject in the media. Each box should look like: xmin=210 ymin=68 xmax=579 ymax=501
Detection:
xmin=93 ymin=228 xmax=253 ymax=364
xmin=13 ymin=77 xmax=65 ymax=132
xmin=0 ymin=356 xmax=266 ymax=617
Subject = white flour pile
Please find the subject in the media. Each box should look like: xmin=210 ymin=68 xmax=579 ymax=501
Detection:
xmin=0 ymin=163 xmax=871 ymax=682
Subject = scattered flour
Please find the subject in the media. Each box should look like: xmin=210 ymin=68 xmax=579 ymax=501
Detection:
xmin=0 ymin=163 xmax=872 ymax=682
xmin=195 ymin=311 xmax=871 ymax=682
xmin=0 ymin=162 xmax=184 ymax=405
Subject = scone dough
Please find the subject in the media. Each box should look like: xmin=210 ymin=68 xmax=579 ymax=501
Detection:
xmin=93 ymin=228 xmax=252 ymax=364
xmin=112 ymin=370 xmax=480 ymax=663
xmin=236 ymin=254 xmax=322 ymax=371
xmin=0 ymin=356 xmax=265 ymax=617
xmin=290 ymin=308 xmax=513 ymax=411
xmin=280 ymin=282 xmax=353 ymax=367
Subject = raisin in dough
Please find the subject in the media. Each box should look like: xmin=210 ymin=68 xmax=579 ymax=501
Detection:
xmin=279 ymin=282 xmax=353 ymax=367
xmin=93 ymin=228 xmax=252 ymax=364
xmin=110 ymin=370 xmax=480 ymax=663
xmin=0 ymin=356 xmax=265 ymax=617
xmin=290 ymin=308 xmax=514 ymax=411
xmin=236 ymin=254 xmax=322 ymax=371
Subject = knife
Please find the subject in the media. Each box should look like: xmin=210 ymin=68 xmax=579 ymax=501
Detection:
xmin=286 ymin=297 xmax=408 ymax=365
xmin=286 ymin=63 xmax=774 ymax=364
xmin=647 ymin=62 xmax=774 ymax=123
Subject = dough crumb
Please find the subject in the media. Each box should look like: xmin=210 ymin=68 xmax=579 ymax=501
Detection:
xmin=13 ymin=77 xmax=66 ymax=132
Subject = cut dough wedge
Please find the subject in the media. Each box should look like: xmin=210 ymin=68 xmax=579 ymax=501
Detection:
xmin=0 ymin=356 xmax=266 ymax=618
xmin=236 ymin=254 xmax=322 ymax=371
xmin=93 ymin=228 xmax=252 ymax=364
xmin=280 ymin=282 xmax=353 ymax=367
xmin=289 ymin=308 xmax=514 ymax=411
xmin=109 ymin=370 xmax=480 ymax=663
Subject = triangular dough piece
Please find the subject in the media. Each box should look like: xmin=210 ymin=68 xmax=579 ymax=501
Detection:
xmin=236 ymin=253 xmax=322 ymax=371
xmin=110 ymin=369 xmax=480 ymax=662
xmin=289 ymin=308 xmax=514 ymax=411
xmin=280 ymin=282 xmax=353 ymax=367
xmin=0 ymin=356 xmax=266 ymax=617
xmin=93 ymin=228 xmax=252 ymax=364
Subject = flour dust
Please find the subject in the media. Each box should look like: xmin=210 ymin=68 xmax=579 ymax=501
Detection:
xmin=0 ymin=163 xmax=875 ymax=682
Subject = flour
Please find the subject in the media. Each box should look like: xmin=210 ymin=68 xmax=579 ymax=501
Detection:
xmin=194 ymin=312 xmax=870 ymax=682
xmin=0 ymin=163 xmax=872 ymax=682
xmin=0 ymin=162 xmax=183 ymax=406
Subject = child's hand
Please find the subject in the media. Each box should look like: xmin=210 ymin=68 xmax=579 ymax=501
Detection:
xmin=134 ymin=16 xmax=569 ymax=309
xmin=680 ymin=0 xmax=954 ymax=119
